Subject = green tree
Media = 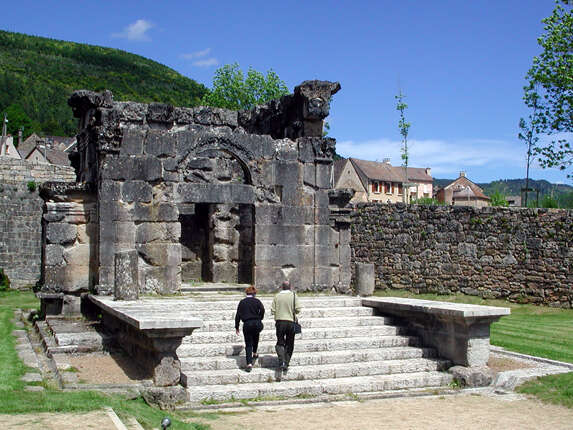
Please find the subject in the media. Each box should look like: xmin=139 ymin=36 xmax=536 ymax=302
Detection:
xmin=524 ymin=1 xmax=572 ymax=178
xmin=4 ymin=104 xmax=35 ymax=140
xmin=202 ymin=63 xmax=289 ymax=110
xmin=541 ymin=194 xmax=559 ymax=208
xmin=490 ymin=190 xmax=509 ymax=207
xmin=395 ymin=89 xmax=412 ymax=203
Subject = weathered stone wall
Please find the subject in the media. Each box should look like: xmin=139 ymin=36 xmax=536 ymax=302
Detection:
xmin=0 ymin=159 xmax=75 ymax=288
xmin=40 ymin=81 xmax=352 ymax=298
xmin=351 ymin=204 xmax=573 ymax=308
xmin=0 ymin=158 xmax=75 ymax=183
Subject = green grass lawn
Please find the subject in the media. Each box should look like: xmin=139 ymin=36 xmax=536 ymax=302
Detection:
xmin=0 ymin=290 xmax=209 ymax=429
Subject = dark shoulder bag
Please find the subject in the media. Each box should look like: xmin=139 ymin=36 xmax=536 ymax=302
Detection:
xmin=293 ymin=291 xmax=302 ymax=334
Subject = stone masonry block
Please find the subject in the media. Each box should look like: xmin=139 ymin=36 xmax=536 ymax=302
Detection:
xmin=254 ymin=244 xmax=314 ymax=267
xmin=114 ymin=250 xmax=139 ymax=300
xmin=115 ymin=221 xmax=136 ymax=244
xmin=136 ymin=222 xmax=181 ymax=244
xmin=63 ymin=244 xmax=91 ymax=266
xmin=255 ymin=225 xmax=314 ymax=246
xmin=120 ymin=127 xmax=146 ymax=156
xmin=303 ymin=163 xmax=316 ymax=187
xmin=45 ymin=244 xmax=64 ymax=266
xmin=122 ymin=181 xmax=153 ymax=203
xmin=316 ymin=163 xmax=333 ymax=189
xmin=46 ymin=223 xmax=77 ymax=245
xmin=100 ymin=180 xmax=121 ymax=201
xmin=137 ymin=243 xmax=181 ymax=267
xmin=145 ymin=130 xmax=177 ymax=157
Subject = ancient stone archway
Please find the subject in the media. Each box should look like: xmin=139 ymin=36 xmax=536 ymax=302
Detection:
xmin=40 ymin=81 xmax=353 ymax=308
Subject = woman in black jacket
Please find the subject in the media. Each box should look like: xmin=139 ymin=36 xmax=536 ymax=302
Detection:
xmin=235 ymin=285 xmax=265 ymax=372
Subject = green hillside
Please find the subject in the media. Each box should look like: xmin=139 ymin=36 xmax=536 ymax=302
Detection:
xmin=0 ymin=30 xmax=208 ymax=137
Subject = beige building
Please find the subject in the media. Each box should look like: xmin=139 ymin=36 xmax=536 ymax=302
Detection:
xmin=334 ymin=158 xmax=433 ymax=204
xmin=0 ymin=136 xmax=21 ymax=159
xmin=435 ymin=172 xmax=490 ymax=208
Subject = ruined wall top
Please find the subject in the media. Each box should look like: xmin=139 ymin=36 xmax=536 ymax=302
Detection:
xmin=67 ymin=80 xmax=341 ymax=185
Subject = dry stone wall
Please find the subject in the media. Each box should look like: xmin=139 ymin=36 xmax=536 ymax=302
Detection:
xmin=0 ymin=158 xmax=75 ymax=288
xmin=351 ymin=204 xmax=573 ymax=308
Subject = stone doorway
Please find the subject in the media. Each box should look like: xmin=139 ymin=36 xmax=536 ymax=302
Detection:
xmin=179 ymin=202 xmax=254 ymax=284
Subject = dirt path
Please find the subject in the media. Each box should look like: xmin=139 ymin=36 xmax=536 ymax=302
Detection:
xmin=193 ymin=393 xmax=573 ymax=430
xmin=0 ymin=410 xmax=118 ymax=429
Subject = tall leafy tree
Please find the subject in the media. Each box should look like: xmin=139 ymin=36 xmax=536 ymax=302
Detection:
xmin=396 ymin=89 xmax=412 ymax=202
xmin=518 ymin=89 xmax=541 ymax=206
xmin=202 ymin=63 xmax=289 ymax=110
xmin=524 ymin=1 xmax=572 ymax=178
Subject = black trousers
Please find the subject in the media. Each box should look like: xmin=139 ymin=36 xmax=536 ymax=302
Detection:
xmin=275 ymin=320 xmax=295 ymax=366
xmin=243 ymin=320 xmax=263 ymax=365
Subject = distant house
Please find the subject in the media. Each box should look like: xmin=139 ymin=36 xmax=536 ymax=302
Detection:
xmin=506 ymin=195 xmax=521 ymax=207
xmin=435 ymin=172 xmax=490 ymax=208
xmin=334 ymin=157 xmax=433 ymax=204
xmin=18 ymin=133 xmax=75 ymax=167
xmin=0 ymin=136 xmax=21 ymax=159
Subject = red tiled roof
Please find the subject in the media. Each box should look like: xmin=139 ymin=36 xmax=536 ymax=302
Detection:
xmin=349 ymin=158 xmax=432 ymax=183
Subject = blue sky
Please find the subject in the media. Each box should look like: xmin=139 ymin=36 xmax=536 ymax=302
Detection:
xmin=2 ymin=0 xmax=569 ymax=183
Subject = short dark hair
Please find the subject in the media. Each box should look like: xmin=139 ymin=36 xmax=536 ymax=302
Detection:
xmin=281 ymin=281 xmax=291 ymax=290
xmin=245 ymin=285 xmax=257 ymax=295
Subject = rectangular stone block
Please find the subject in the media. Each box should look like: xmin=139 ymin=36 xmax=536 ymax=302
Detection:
xmin=45 ymin=244 xmax=64 ymax=266
xmin=255 ymin=225 xmax=313 ymax=246
xmin=120 ymin=127 xmax=146 ymax=156
xmin=115 ymin=221 xmax=136 ymax=245
xmin=46 ymin=223 xmax=77 ymax=245
xmin=176 ymin=183 xmax=255 ymax=204
xmin=254 ymin=244 xmax=314 ymax=267
xmin=303 ymin=163 xmax=316 ymax=187
xmin=136 ymin=222 xmax=181 ymax=243
xmin=100 ymin=180 xmax=121 ymax=201
xmin=122 ymin=181 xmax=153 ymax=203
xmin=313 ymin=225 xmax=334 ymax=247
xmin=315 ymin=244 xmax=339 ymax=267
xmin=63 ymin=244 xmax=92 ymax=266
xmin=145 ymin=129 xmax=177 ymax=157
xmin=274 ymin=161 xmax=302 ymax=187
xmin=136 ymin=243 xmax=181 ymax=267
xmin=316 ymin=163 xmax=333 ymax=189
xmin=114 ymin=250 xmax=139 ymax=300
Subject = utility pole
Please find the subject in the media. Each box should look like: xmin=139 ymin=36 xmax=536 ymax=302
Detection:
xmin=0 ymin=113 xmax=8 ymax=156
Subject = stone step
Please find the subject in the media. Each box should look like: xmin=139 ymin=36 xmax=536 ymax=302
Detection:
xmin=198 ymin=315 xmax=393 ymax=332
xmin=186 ymin=324 xmax=406 ymax=344
xmin=178 ymin=297 xmax=363 ymax=310
xmin=180 ymin=346 xmax=439 ymax=371
xmin=190 ymin=306 xmax=375 ymax=322
xmin=177 ymin=335 xmax=421 ymax=358
xmin=185 ymin=371 xmax=453 ymax=403
xmin=182 ymin=358 xmax=450 ymax=386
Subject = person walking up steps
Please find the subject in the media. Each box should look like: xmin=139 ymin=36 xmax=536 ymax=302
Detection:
xmin=271 ymin=281 xmax=301 ymax=372
xmin=235 ymin=285 xmax=265 ymax=372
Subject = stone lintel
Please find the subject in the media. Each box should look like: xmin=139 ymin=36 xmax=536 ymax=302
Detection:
xmin=362 ymin=297 xmax=510 ymax=367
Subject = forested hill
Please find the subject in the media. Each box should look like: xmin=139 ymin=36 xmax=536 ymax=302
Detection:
xmin=0 ymin=30 xmax=208 ymax=137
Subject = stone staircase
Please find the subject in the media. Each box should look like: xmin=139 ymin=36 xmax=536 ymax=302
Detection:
xmin=177 ymin=295 xmax=453 ymax=404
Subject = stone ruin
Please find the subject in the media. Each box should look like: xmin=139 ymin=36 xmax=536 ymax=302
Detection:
xmin=38 ymin=80 xmax=354 ymax=311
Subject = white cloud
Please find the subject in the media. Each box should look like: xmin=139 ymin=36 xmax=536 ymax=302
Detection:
xmin=180 ymin=48 xmax=211 ymax=60
xmin=336 ymin=137 xmax=526 ymax=177
xmin=192 ymin=58 xmax=219 ymax=67
xmin=112 ymin=19 xmax=154 ymax=41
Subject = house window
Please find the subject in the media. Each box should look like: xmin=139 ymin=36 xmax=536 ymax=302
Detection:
xmin=397 ymin=183 xmax=403 ymax=195
xmin=372 ymin=182 xmax=380 ymax=193
xmin=384 ymin=182 xmax=391 ymax=194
